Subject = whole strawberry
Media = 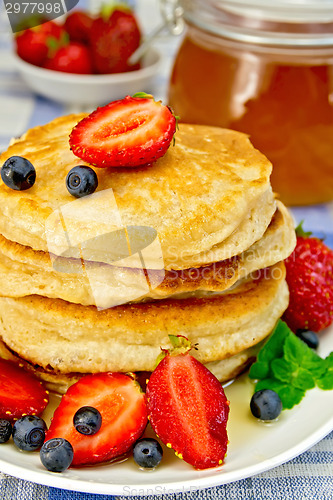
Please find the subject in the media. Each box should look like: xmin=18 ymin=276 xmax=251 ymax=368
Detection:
xmin=43 ymin=42 xmax=93 ymax=74
xmin=90 ymin=6 xmax=141 ymax=74
xmin=283 ymin=223 xmax=333 ymax=332
xmin=63 ymin=10 xmax=93 ymax=45
xmin=15 ymin=21 xmax=67 ymax=67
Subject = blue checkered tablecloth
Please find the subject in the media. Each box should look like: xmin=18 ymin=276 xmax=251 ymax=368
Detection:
xmin=0 ymin=0 xmax=332 ymax=499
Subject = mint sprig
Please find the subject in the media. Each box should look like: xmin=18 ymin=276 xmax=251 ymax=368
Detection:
xmin=249 ymin=320 xmax=333 ymax=410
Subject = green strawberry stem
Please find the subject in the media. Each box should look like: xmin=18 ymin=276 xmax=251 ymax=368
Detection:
xmin=295 ymin=220 xmax=312 ymax=238
xmin=100 ymin=1 xmax=132 ymax=21
xmin=46 ymin=32 xmax=69 ymax=58
xmin=155 ymin=335 xmax=197 ymax=368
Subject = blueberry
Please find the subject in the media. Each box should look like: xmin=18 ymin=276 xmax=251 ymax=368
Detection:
xmin=40 ymin=438 xmax=74 ymax=472
xmin=0 ymin=419 xmax=12 ymax=443
xmin=296 ymin=329 xmax=319 ymax=350
xmin=250 ymin=389 xmax=282 ymax=421
xmin=12 ymin=415 xmax=47 ymax=451
xmin=1 ymin=156 xmax=36 ymax=190
xmin=66 ymin=166 xmax=98 ymax=198
xmin=73 ymin=406 xmax=102 ymax=435
xmin=133 ymin=438 xmax=163 ymax=469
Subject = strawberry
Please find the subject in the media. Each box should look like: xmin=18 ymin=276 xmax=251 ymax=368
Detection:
xmin=146 ymin=336 xmax=230 ymax=470
xmin=63 ymin=11 xmax=93 ymax=45
xmin=283 ymin=223 xmax=333 ymax=332
xmin=46 ymin=372 xmax=148 ymax=466
xmin=89 ymin=7 xmax=141 ymax=74
xmin=43 ymin=42 xmax=93 ymax=74
xmin=15 ymin=21 xmax=67 ymax=67
xmin=69 ymin=95 xmax=177 ymax=168
xmin=0 ymin=359 xmax=49 ymax=422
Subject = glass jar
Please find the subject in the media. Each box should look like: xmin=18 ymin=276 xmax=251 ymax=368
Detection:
xmin=168 ymin=0 xmax=333 ymax=206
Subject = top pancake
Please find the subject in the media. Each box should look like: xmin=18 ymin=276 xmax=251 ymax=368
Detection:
xmin=0 ymin=114 xmax=276 ymax=270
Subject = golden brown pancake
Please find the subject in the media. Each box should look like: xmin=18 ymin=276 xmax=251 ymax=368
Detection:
xmin=0 ymin=201 xmax=295 ymax=307
xmin=0 ymin=115 xmax=295 ymax=394
xmin=0 ymin=337 xmax=260 ymax=394
xmin=0 ymin=116 xmax=276 ymax=270
xmin=0 ymin=262 xmax=288 ymax=379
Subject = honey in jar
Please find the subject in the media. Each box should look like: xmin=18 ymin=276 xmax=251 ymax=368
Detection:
xmin=168 ymin=0 xmax=333 ymax=205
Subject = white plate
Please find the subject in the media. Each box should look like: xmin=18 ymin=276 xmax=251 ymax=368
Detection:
xmin=0 ymin=326 xmax=332 ymax=496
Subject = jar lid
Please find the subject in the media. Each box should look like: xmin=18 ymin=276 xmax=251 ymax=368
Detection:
xmin=181 ymin=0 xmax=333 ymax=46
xmin=220 ymin=0 xmax=333 ymax=23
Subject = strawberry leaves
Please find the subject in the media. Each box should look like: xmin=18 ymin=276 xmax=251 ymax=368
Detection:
xmin=249 ymin=320 xmax=333 ymax=409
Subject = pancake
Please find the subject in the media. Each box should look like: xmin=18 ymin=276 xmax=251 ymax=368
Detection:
xmin=0 ymin=115 xmax=276 ymax=270
xmin=0 ymin=201 xmax=294 ymax=308
xmin=0 ymin=337 xmax=260 ymax=394
xmin=0 ymin=262 xmax=288 ymax=377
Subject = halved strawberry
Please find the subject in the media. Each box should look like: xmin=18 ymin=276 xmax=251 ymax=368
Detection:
xmin=0 ymin=359 xmax=49 ymax=422
xmin=46 ymin=372 xmax=148 ymax=466
xmin=146 ymin=342 xmax=230 ymax=470
xmin=69 ymin=95 xmax=177 ymax=168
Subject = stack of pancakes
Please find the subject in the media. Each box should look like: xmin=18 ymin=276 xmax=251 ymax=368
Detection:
xmin=0 ymin=115 xmax=295 ymax=393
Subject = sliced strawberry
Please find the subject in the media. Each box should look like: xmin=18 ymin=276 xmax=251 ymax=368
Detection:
xmin=0 ymin=359 xmax=49 ymax=422
xmin=69 ymin=95 xmax=177 ymax=168
xmin=146 ymin=352 xmax=230 ymax=470
xmin=46 ymin=372 xmax=148 ymax=466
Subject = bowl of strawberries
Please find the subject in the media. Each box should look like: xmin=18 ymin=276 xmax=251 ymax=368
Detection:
xmin=13 ymin=6 xmax=162 ymax=106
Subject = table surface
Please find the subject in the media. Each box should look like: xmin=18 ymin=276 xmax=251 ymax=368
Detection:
xmin=0 ymin=1 xmax=332 ymax=499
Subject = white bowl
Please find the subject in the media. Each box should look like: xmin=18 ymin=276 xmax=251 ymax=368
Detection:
xmin=13 ymin=47 xmax=162 ymax=106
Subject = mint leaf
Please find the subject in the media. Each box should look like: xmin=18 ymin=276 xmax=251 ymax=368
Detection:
xmin=255 ymin=378 xmax=287 ymax=393
xmin=271 ymin=358 xmax=296 ymax=383
xmin=283 ymin=332 xmax=308 ymax=365
xmin=291 ymin=368 xmax=315 ymax=391
xmin=249 ymin=321 xmax=290 ymax=380
xmin=317 ymin=353 xmax=333 ymax=390
xmin=272 ymin=357 xmax=315 ymax=390
xmin=255 ymin=378 xmax=305 ymax=409
xmin=275 ymin=385 xmax=305 ymax=410
xmin=249 ymin=320 xmax=333 ymax=411
xmin=248 ymin=360 xmax=270 ymax=380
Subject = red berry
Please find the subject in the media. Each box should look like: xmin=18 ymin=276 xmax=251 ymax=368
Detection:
xmin=63 ymin=11 xmax=93 ymax=44
xmin=0 ymin=359 xmax=49 ymax=422
xmin=69 ymin=95 xmax=177 ymax=168
xmin=283 ymin=235 xmax=333 ymax=332
xmin=146 ymin=353 xmax=229 ymax=470
xmin=90 ymin=8 xmax=141 ymax=74
xmin=15 ymin=22 xmax=66 ymax=66
xmin=46 ymin=372 xmax=148 ymax=466
xmin=44 ymin=42 xmax=93 ymax=74
xmin=39 ymin=20 xmax=65 ymax=39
